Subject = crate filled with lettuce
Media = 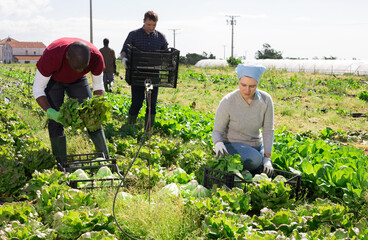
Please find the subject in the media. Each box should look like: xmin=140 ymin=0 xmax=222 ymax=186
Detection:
xmin=203 ymin=154 xmax=250 ymax=190
xmin=61 ymin=153 xmax=123 ymax=189
xmin=203 ymin=154 xmax=301 ymax=199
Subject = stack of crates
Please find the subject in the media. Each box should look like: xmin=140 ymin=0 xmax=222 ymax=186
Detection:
xmin=56 ymin=153 xmax=123 ymax=189
xmin=203 ymin=167 xmax=301 ymax=199
xmin=125 ymin=44 xmax=180 ymax=88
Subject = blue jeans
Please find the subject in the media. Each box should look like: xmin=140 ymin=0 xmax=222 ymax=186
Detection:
xmin=128 ymin=85 xmax=159 ymax=116
xmin=224 ymin=142 xmax=264 ymax=171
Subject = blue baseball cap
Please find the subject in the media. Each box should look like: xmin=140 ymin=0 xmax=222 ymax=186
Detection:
xmin=235 ymin=64 xmax=267 ymax=82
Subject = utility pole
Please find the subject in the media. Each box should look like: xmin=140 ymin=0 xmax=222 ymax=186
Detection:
xmin=90 ymin=0 xmax=93 ymax=43
xmin=169 ymin=29 xmax=180 ymax=48
xmin=226 ymin=15 xmax=239 ymax=59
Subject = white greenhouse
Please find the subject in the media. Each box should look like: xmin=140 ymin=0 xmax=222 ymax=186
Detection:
xmin=195 ymin=59 xmax=368 ymax=75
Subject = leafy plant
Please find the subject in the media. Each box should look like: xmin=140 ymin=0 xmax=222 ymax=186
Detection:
xmin=226 ymin=57 xmax=242 ymax=67
xmin=59 ymin=96 xmax=111 ymax=132
xmin=165 ymin=167 xmax=195 ymax=184
xmin=52 ymin=208 xmax=115 ymax=239
xmin=58 ymin=98 xmax=84 ymax=129
xmin=206 ymin=154 xmax=243 ymax=175
xmin=246 ymin=177 xmax=294 ymax=211
xmin=358 ymin=90 xmax=368 ymax=102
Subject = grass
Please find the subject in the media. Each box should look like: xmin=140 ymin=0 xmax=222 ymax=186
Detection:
xmin=2 ymin=62 xmax=368 ymax=153
xmin=92 ymin=187 xmax=205 ymax=240
xmin=9 ymin=100 xmax=94 ymax=155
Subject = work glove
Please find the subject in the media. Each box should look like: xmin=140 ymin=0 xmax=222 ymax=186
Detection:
xmin=122 ymin=57 xmax=128 ymax=69
xmin=215 ymin=142 xmax=229 ymax=158
xmin=46 ymin=108 xmax=62 ymax=123
xmin=263 ymin=157 xmax=274 ymax=176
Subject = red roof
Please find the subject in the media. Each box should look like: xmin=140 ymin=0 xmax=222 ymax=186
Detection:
xmin=14 ymin=55 xmax=41 ymax=60
xmin=8 ymin=41 xmax=46 ymax=48
xmin=0 ymin=37 xmax=18 ymax=45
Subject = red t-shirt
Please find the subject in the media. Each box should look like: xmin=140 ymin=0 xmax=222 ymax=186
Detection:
xmin=36 ymin=37 xmax=105 ymax=83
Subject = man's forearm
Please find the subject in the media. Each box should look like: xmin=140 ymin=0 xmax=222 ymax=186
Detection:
xmin=36 ymin=96 xmax=51 ymax=111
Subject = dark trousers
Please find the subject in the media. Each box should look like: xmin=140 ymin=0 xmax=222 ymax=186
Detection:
xmin=128 ymin=85 xmax=159 ymax=116
xmin=45 ymin=76 xmax=100 ymax=138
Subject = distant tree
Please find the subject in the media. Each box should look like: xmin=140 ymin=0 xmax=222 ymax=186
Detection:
xmin=180 ymin=52 xmax=216 ymax=65
xmin=179 ymin=56 xmax=187 ymax=64
xmin=255 ymin=43 xmax=283 ymax=59
xmin=201 ymin=51 xmax=216 ymax=59
xmin=185 ymin=53 xmax=203 ymax=65
xmin=323 ymin=56 xmax=337 ymax=60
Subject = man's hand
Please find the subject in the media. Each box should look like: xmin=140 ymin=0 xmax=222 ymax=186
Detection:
xmin=263 ymin=157 xmax=274 ymax=176
xmin=122 ymin=57 xmax=128 ymax=69
xmin=215 ymin=142 xmax=229 ymax=158
xmin=46 ymin=108 xmax=62 ymax=123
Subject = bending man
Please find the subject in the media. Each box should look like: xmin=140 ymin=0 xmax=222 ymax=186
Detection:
xmin=33 ymin=37 xmax=110 ymax=160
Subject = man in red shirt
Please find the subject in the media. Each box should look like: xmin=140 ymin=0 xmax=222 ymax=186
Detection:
xmin=33 ymin=37 xmax=110 ymax=160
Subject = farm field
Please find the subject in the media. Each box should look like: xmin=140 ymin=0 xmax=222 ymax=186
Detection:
xmin=1 ymin=63 xmax=368 ymax=239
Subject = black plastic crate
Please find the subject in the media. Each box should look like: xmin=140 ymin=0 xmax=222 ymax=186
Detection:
xmin=203 ymin=166 xmax=244 ymax=190
xmin=203 ymin=167 xmax=301 ymax=199
xmin=125 ymin=44 xmax=180 ymax=88
xmin=56 ymin=153 xmax=122 ymax=189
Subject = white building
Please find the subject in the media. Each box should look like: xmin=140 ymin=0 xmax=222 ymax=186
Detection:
xmin=1 ymin=37 xmax=46 ymax=64
xmin=0 ymin=37 xmax=18 ymax=63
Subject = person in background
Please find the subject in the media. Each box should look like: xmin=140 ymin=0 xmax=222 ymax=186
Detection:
xmin=99 ymin=38 xmax=116 ymax=92
xmin=212 ymin=64 xmax=274 ymax=176
xmin=32 ymin=37 xmax=110 ymax=160
xmin=120 ymin=10 xmax=168 ymax=127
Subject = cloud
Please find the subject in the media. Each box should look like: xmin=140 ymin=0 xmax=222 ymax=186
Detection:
xmin=0 ymin=15 xmax=90 ymax=43
xmin=242 ymin=14 xmax=267 ymax=19
xmin=0 ymin=0 xmax=51 ymax=18
xmin=295 ymin=17 xmax=312 ymax=23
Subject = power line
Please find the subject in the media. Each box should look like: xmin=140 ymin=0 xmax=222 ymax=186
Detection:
xmin=226 ymin=15 xmax=239 ymax=58
xmin=168 ymin=29 xmax=180 ymax=48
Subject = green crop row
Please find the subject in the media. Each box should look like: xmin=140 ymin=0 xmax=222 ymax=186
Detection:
xmin=1 ymin=66 xmax=368 ymax=239
xmin=0 ymin=100 xmax=54 ymax=200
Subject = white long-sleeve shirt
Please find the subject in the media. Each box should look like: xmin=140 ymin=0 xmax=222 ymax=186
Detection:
xmin=32 ymin=69 xmax=103 ymax=99
xmin=212 ymin=89 xmax=274 ymax=154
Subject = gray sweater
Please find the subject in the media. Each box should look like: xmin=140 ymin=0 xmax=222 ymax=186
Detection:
xmin=212 ymin=89 xmax=274 ymax=155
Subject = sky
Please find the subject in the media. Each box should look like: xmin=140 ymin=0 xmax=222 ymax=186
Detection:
xmin=1 ymin=0 xmax=368 ymax=60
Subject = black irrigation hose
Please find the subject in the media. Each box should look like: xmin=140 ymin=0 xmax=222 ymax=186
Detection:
xmin=113 ymin=83 xmax=154 ymax=240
